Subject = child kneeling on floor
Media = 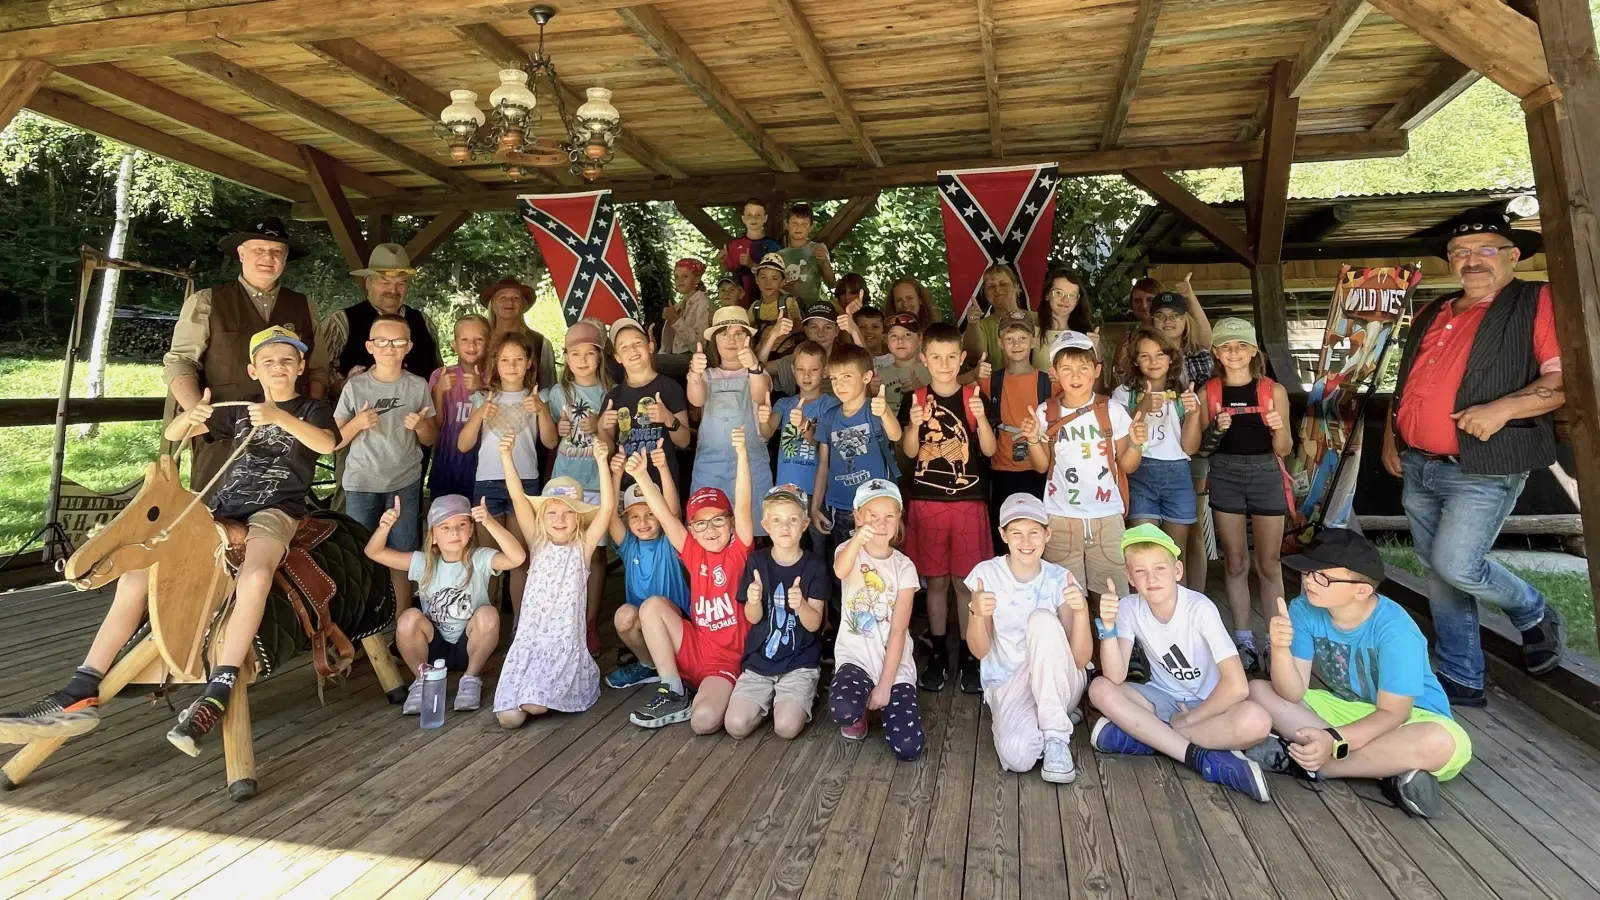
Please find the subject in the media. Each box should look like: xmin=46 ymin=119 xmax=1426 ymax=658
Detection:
xmin=365 ymin=493 xmax=524 ymax=714
xmin=965 ymin=493 xmax=1093 ymax=783
xmin=724 ymin=484 xmax=833 ymax=740
xmin=1245 ymin=529 xmax=1473 ymax=819
xmin=1087 ymin=524 xmax=1273 ymax=802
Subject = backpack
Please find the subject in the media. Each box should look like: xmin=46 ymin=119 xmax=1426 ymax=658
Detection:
xmin=990 ymin=370 xmax=1053 ymax=412
xmin=1041 ymin=394 xmax=1129 ymax=512
xmin=1202 ymin=376 xmax=1297 ymax=518
xmin=913 ymin=383 xmax=981 ymax=434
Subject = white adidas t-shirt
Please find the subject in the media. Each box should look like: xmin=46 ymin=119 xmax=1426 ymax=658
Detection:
xmin=1115 ymin=585 xmax=1238 ymax=704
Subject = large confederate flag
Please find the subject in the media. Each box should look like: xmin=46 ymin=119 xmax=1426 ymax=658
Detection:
xmin=937 ymin=163 xmax=1060 ymax=321
xmin=518 ymin=190 xmax=643 ymax=325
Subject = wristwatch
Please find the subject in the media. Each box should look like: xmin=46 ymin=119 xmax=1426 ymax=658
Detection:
xmin=1094 ymin=617 xmax=1116 ymax=641
xmin=666 ymin=417 xmax=684 ymax=433
xmin=1324 ymin=726 xmax=1350 ymax=760
xmin=746 ymin=366 xmax=764 ymax=375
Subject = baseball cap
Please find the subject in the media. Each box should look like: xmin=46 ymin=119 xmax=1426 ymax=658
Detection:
xmin=997 ymin=493 xmax=1049 ymax=527
xmin=1282 ymin=528 xmax=1385 ymax=582
xmin=609 ymin=316 xmax=648 ymax=344
xmin=1047 ymin=329 xmax=1096 ymax=362
xmin=997 ymin=309 xmax=1035 ymax=335
xmin=1149 ymin=291 xmax=1189 ymax=317
xmin=1120 ymin=522 xmax=1181 ymax=558
xmin=619 ymin=483 xmax=649 ymax=511
xmin=715 ymin=274 xmax=740 ymax=290
xmin=686 ymin=486 xmax=732 ymax=519
xmin=764 ymin=483 xmax=809 ymax=511
xmin=426 ymin=494 xmax=473 ymax=530
xmin=886 ymin=313 xmax=921 ymax=333
xmin=802 ymin=302 xmax=838 ymax=324
xmin=565 ymin=320 xmax=605 ymax=352
xmin=755 ymin=257 xmax=787 ymax=276
xmin=853 ymin=478 xmax=902 ymax=511
xmin=249 ymin=324 xmax=307 ymax=357
xmin=1211 ymin=317 xmax=1258 ymax=348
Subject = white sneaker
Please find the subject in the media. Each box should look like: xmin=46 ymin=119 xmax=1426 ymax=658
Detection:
xmin=454 ymin=675 xmax=483 ymax=711
xmin=402 ymin=680 xmax=423 ymax=715
xmin=1042 ymin=737 xmax=1077 ymax=784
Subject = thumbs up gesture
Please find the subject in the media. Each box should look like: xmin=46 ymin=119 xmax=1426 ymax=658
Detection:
xmin=757 ymin=399 xmax=773 ymax=428
xmin=1264 ymin=407 xmax=1286 ymax=432
xmin=1019 ymin=411 xmax=1040 ymax=444
xmin=470 ymin=496 xmax=492 ymax=525
xmin=403 ymin=406 xmax=433 ymax=431
xmin=788 ymin=405 xmax=805 ymax=431
xmin=651 ymin=438 xmax=669 ymax=472
xmin=348 ymin=400 xmax=378 ymax=433
xmin=591 ymin=437 xmax=611 ymax=463
xmin=731 ymin=425 xmax=746 ymax=452
xmin=1099 ymin=578 xmax=1121 ymax=629
xmin=186 ymin=387 xmax=215 ymax=428
xmin=871 ymin=383 xmax=888 ymax=418
xmin=789 ymin=576 xmax=804 ymax=610
xmin=909 ymin=397 xmax=928 ymax=429
xmin=599 ymin=399 xmax=618 ymax=433
xmin=378 ymin=495 xmax=402 ymax=529
xmin=971 ymin=578 xmax=997 ymax=617
xmin=967 ymin=388 xmax=986 ymax=423
xmin=1129 ymin=409 xmax=1149 ymax=446
xmin=1180 ymin=387 xmax=1199 ymax=415
xmin=689 ymin=342 xmax=708 ymax=377
xmin=976 ymin=350 xmax=992 ymax=382
xmin=647 ymin=392 xmax=674 ymax=425
xmin=747 ymin=570 xmax=764 ymax=607
xmin=1269 ymin=596 xmax=1294 ymax=650
xmin=249 ymin=378 xmax=283 ymax=428
xmin=558 ymin=410 xmax=574 ymax=439
xmin=1062 ymin=578 xmax=1086 ymax=612
xmin=737 ymin=344 xmax=759 ymax=372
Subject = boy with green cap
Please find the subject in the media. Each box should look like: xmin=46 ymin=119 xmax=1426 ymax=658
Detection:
xmin=1086 ymin=523 xmax=1274 ymax=802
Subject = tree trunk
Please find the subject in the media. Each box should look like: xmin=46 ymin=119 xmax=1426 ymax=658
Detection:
xmin=80 ymin=151 xmax=134 ymax=439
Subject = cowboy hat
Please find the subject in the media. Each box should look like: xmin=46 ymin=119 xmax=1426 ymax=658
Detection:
xmin=351 ymin=242 xmax=418 ymax=277
xmin=218 ymin=216 xmax=303 ymax=259
xmin=703 ymin=305 xmax=756 ymax=340
xmin=478 ymin=275 xmax=536 ymax=307
xmin=1433 ymin=207 xmax=1543 ymax=259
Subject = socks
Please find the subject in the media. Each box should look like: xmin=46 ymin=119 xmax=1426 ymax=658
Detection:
xmin=61 ymin=665 xmax=104 ymax=703
xmin=666 ymin=675 xmax=685 ymax=696
xmin=201 ymin=665 xmax=240 ymax=711
xmin=1234 ymin=630 xmax=1256 ymax=649
xmin=1183 ymin=742 xmax=1203 ymax=770
xmin=959 ymin=640 xmax=974 ymax=661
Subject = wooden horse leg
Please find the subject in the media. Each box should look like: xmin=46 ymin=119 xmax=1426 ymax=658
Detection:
xmin=1 ymin=637 xmax=163 ymax=790
xmin=363 ymin=634 xmax=408 ymax=704
xmin=222 ymin=678 xmax=255 ymax=801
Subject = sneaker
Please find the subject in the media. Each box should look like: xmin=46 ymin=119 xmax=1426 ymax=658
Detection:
xmin=0 ymin=692 xmax=101 ymax=742
xmin=1191 ymin=749 xmax=1271 ymax=802
xmin=606 ymin=661 xmax=661 ymax=689
xmin=402 ymin=680 xmax=424 ymax=715
xmin=1243 ymin=735 xmax=1315 ymax=779
xmin=454 ymin=674 xmax=483 ymax=711
xmin=1090 ymin=718 xmax=1156 ymax=756
xmin=630 ymin=686 xmax=691 ymax=728
xmin=1522 ymin=605 xmax=1566 ymax=676
xmin=1126 ymin=643 xmax=1150 ymax=684
xmin=1382 ymin=768 xmax=1441 ymax=818
xmin=1439 ymin=674 xmax=1487 ymax=709
xmin=1042 ymin=737 xmax=1076 ymax=784
xmin=1236 ymin=642 xmax=1261 ymax=676
xmin=840 ymin=716 xmax=868 ymax=740
xmin=167 ymin=696 xmax=225 ymax=758
xmin=958 ymin=647 xmax=983 ymax=695
xmin=920 ymin=639 xmax=949 ymax=693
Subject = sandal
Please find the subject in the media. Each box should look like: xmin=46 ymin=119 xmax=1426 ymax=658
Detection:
xmin=1522 ymin=604 xmax=1566 ymax=676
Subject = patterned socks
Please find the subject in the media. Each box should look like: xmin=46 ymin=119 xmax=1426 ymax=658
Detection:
xmin=201 ymin=665 xmax=240 ymax=711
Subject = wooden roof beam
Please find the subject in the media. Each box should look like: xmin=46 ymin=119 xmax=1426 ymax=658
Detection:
xmin=174 ymin=52 xmax=484 ymax=194
xmin=766 ymin=0 xmax=881 ymax=167
xmin=0 ymin=59 xmax=49 ymax=132
xmin=616 ymin=5 xmax=798 ymax=173
xmin=300 ymin=145 xmax=370 ymax=271
xmin=1366 ymin=0 xmax=1550 ymax=99
xmin=404 ymin=210 xmax=473 ymax=265
xmin=1099 ymin=0 xmax=1163 ymax=150
xmin=301 ymin=38 xmax=451 ymax=123
xmin=1124 ymin=168 xmax=1256 ymax=266
xmin=58 ymin=62 xmax=399 ymax=198
xmin=817 ymin=192 xmax=880 ymax=247
xmin=27 ymin=88 xmax=313 ymax=202
xmin=1373 ymin=58 xmax=1480 ymax=131
xmin=977 ymin=0 xmax=1003 ymax=157
xmin=449 ymin=22 xmax=683 ymax=181
xmin=674 ymin=203 xmax=731 ymax=249
xmin=1237 ymin=0 xmax=1370 ymax=141
xmin=1253 ymin=59 xmax=1300 ymax=266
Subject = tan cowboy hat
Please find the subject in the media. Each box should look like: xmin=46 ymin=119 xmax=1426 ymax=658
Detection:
xmin=703 ymin=304 xmax=756 ymax=341
xmin=350 ymin=242 xmax=418 ymax=277
xmin=478 ymin=275 xmax=536 ymax=307
xmin=528 ymin=477 xmax=599 ymax=526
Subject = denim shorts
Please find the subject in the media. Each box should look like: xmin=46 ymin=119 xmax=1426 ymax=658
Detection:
xmin=346 ymin=480 xmax=422 ymax=552
xmin=1127 ymin=457 xmax=1198 ymax=525
xmin=1208 ymin=453 xmax=1288 ymax=517
xmin=474 ymin=478 xmax=541 ymax=519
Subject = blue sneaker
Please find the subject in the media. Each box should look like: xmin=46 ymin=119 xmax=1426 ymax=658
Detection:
xmin=1090 ymin=718 xmax=1156 ymax=756
xmin=1192 ymin=749 xmax=1270 ymax=802
xmin=606 ymin=661 xmax=661 ymax=689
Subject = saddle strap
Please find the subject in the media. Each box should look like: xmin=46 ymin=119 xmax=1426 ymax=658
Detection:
xmin=273 ymin=545 xmax=354 ymax=679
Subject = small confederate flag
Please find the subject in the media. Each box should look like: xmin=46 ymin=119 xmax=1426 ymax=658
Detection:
xmin=937 ymin=163 xmax=1060 ymax=322
xmin=518 ymin=191 xmax=643 ymax=326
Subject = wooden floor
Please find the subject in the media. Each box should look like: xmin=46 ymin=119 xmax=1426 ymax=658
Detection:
xmin=6 ymin=583 xmax=1600 ymax=899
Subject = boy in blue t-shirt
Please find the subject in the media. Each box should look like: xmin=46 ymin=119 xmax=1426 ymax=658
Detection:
xmin=810 ymin=343 xmax=902 ymax=561
xmin=604 ymin=441 xmax=688 ymax=688
xmin=1246 ymin=529 xmax=1472 ymax=819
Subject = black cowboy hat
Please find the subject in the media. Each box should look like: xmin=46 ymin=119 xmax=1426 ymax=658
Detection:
xmin=217 ymin=215 xmax=304 ymax=259
xmin=1431 ymin=206 xmax=1542 ymax=260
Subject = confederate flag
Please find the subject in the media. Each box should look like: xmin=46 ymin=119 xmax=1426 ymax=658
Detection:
xmin=937 ymin=163 xmax=1060 ymax=321
xmin=518 ymin=191 xmax=643 ymax=326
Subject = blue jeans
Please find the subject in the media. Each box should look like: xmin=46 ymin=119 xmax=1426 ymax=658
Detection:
xmin=346 ymin=479 xmax=423 ymax=552
xmin=1401 ymin=451 xmax=1548 ymax=689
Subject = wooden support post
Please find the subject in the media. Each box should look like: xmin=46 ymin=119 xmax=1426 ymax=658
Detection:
xmin=366 ymin=213 xmax=392 ymax=247
xmin=976 ymin=0 xmax=1003 ymax=157
xmin=1245 ymin=60 xmax=1302 ymax=394
xmin=1526 ymin=0 xmax=1600 ymax=637
xmin=300 ymin=145 xmax=369 ymax=272
xmin=675 ymin=203 xmax=731 ymax=249
xmin=404 ymin=210 xmax=472 ymax=265
xmin=0 ymin=59 xmax=50 ymax=132
xmin=765 ymin=192 xmax=789 ymax=241
xmin=222 ymin=678 xmax=256 ymax=801
xmin=817 ymin=191 xmax=880 ymax=248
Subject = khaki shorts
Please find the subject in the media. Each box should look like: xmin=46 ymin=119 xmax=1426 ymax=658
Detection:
xmin=730 ymin=667 xmax=821 ymax=717
xmin=1043 ymin=514 xmax=1128 ymax=595
xmin=244 ymin=508 xmax=298 ymax=548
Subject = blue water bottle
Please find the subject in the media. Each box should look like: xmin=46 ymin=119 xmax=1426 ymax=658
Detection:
xmin=419 ymin=659 xmax=448 ymax=730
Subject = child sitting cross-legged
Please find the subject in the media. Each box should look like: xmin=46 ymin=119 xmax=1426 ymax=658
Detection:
xmin=628 ymin=427 xmax=756 ymax=733
xmin=1087 ymin=524 xmax=1273 ymax=802
xmin=724 ymin=484 xmax=834 ymax=740
xmin=965 ymin=494 xmax=1093 ymax=783
xmin=1245 ymin=529 xmax=1473 ymax=819
xmin=603 ymin=441 xmax=688 ymax=689
xmin=365 ymin=494 xmax=524 ymax=713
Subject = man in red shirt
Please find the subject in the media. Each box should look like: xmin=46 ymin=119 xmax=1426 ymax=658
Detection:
xmin=1382 ymin=210 xmax=1566 ymax=708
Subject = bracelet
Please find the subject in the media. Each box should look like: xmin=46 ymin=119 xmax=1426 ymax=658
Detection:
xmin=746 ymin=366 xmax=764 ymax=375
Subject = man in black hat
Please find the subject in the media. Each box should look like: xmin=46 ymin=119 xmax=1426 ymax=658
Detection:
xmin=1380 ymin=208 xmax=1566 ymax=708
xmin=1243 ymin=528 xmax=1473 ymax=819
xmin=163 ymin=216 xmax=328 ymax=490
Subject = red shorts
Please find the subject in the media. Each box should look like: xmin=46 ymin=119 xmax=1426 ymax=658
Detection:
xmin=675 ymin=623 xmax=742 ymax=689
xmin=904 ymin=499 xmax=993 ymax=578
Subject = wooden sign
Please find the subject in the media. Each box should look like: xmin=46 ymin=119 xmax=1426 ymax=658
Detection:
xmin=58 ymin=477 xmax=144 ymax=548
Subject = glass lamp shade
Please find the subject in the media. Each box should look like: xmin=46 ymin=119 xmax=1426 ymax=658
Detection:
xmin=575 ymin=87 xmax=620 ymax=127
xmin=490 ymin=69 xmax=538 ymax=120
xmin=439 ymin=90 xmax=486 ymax=128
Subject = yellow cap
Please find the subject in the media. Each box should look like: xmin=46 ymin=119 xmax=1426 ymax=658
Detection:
xmin=249 ymin=324 xmax=308 ymax=357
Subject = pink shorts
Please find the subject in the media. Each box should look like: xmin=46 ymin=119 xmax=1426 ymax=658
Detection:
xmin=904 ymin=499 xmax=993 ymax=578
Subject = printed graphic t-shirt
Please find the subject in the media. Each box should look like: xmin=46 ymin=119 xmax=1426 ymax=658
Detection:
xmin=834 ymin=545 xmax=920 ymax=686
xmin=1116 ymin=586 xmax=1238 ymax=704
xmin=208 ymin=396 xmax=336 ymax=521
xmin=619 ymin=531 xmax=690 ymax=614
xmin=544 ymin=381 xmax=608 ymax=494
xmin=898 ymin=386 xmax=994 ymax=502
xmin=1036 ymin=399 xmax=1131 ymax=519
xmin=427 ymin=364 xmax=481 ymax=498
xmin=773 ymin=394 xmax=839 ymax=493
xmin=335 ymin=369 xmax=431 ymax=492
xmin=964 ymin=557 xmax=1074 ymax=687
xmin=408 ymin=546 xmax=498 ymax=643
xmin=739 ymin=549 xmax=834 ymax=676
xmin=682 ymin=534 xmax=754 ymax=667
xmin=1110 ymin=385 xmax=1188 ymax=462
xmin=605 ymin=374 xmax=689 ymax=491
xmin=1289 ymin=594 xmax=1452 ymax=718
xmin=470 ymin=389 xmax=540 ymax=485
xmin=776 ymin=242 xmax=827 ymax=306
xmin=815 ymin=401 xmax=895 ymax=511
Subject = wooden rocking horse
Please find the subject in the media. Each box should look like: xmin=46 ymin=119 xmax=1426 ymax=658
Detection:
xmin=0 ymin=453 xmax=405 ymax=801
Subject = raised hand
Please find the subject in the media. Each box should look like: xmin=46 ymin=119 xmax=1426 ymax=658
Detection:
xmin=1062 ymin=579 xmax=1086 ymax=612
xmin=599 ymin=399 xmax=618 ymax=433
xmin=747 ymin=569 xmax=764 ymax=607
xmin=483 ymin=399 xmax=502 ymax=426
xmin=378 ymin=496 xmax=402 ymax=530
xmin=558 ymin=412 xmax=573 ymax=439
xmin=967 ymin=389 xmax=985 ymax=424
xmin=499 ymin=431 xmax=517 ymax=456
xmin=774 ymin=316 xmax=795 ymax=339
xmin=970 ymin=578 xmax=997 ymax=617
xmin=591 ymin=437 xmax=610 ymax=463
xmin=814 ymin=241 xmax=829 ymax=264
xmin=648 ymin=392 xmax=674 ymax=425
xmin=731 ymin=426 xmax=746 ymax=452
xmin=609 ymin=448 xmax=627 ymax=476
xmin=737 ymin=345 xmax=759 ymax=372
xmin=1129 ymin=410 xmax=1149 ymax=446
xmin=1215 ymin=410 xmax=1233 ymax=431
xmin=757 ymin=399 xmax=773 ymax=429
xmin=248 ymin=378 xmax=281 ymax=428
xmin=976 ymin=350 xmax=992 ymax=382
xmin=845 ymin=295 xmax=863 ymax=317
xmin=870 ymin=383 xmax=888 ymax=418
xmin=1269 ymin=596 xmax=1294 ymax=651
xmin=522 ymin=393 xmax=547 ymax=416
xmin=576 ymin=410 xmax=597 ymax=435
xmin=624 ymin=449 xmax=649 ymax=478
xmin=909 ymin=398 xmax=927 ymax=429
xmin=403 ymin=406 xmax=434 ymax=431
xmin=1019 ymin=412 xmax=1041 ymax=444
xmin=789 ymin=577 xmax=803 ymax=610
xmin=186 ymin=388 xmax=215 ymax=428
xmin=463 ymin=368 xmax=481 ymax=393
xmin=438 ymin=369 xmax=456 ymax=394
xmin=1264 ymin=408 xmax=1285 ymax=432
xmin=470 ymin=496 xmax=492 ymax=525
xmin=1180 ymin=387 xmax=1199 ymax=416
xmin=348 ymin=400 xmax=378 ymax=434
xmin=1099 ymin=578 xmax=1121 ymax=629
xmin=690 ymin=342 xmax=708 ymax=377
xmin=788 ymin=406 xmax=805 ymax=431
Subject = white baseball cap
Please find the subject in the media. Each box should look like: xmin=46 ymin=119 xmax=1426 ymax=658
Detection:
xmin=998 ymin=493 xmax=1049 ymax=527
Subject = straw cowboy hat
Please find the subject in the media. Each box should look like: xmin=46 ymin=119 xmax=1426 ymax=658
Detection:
xmin=703 ymin=305 xmax=757 ymax=341
xmin=529 ymin=477 xmax=599 ymax=526
xmin=478 ymin=275 xmax=537 ymax=307
xmin=218 ymin=215 xmax=303 ymax=259
xmin=350 ymin=242 xmax=418 ymax=277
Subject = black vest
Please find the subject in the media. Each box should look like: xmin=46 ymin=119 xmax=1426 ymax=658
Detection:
xmin=203 ymin=280 xmax=316 ymax=402
xmin=1393 ymin=278 xmax=1556 ymax=475
xmin=337 ymin=301 xmax=439 ymax=381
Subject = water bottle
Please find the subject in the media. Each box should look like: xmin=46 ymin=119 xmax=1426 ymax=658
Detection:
xmin=419 ymin=659 xmax=448 ymax=730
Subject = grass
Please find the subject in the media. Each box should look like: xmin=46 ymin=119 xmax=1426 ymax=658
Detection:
xmin=1376 ymin=536 xmax=1597 ymax=661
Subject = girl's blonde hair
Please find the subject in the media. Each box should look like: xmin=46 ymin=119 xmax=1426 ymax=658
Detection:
xmin=417 ymin=526 xmax=482 ymax=599
xmin=487 ymin=331 xmax=538 ymax=394
xmin=523 ymin=499 xmax=591 ymax=551
xmin=884 ymin=276 xmax=937 ymax=328
xmin=1122 ymin=327 xmax=1185 ymax=391
xmin=1212 ymin=341 xmax=1268 ymax=379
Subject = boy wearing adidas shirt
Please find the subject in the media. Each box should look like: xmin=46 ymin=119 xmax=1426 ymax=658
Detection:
xmin=1087 ymin=524 xmax=1273 ymax=802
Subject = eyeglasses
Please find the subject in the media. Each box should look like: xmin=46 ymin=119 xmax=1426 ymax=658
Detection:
xmin=1152 ymin=311 xmax=1185 ymax=324
xmin=1447 ymin=245 xmax=1514 ymax=261
xmin=688 ymin=515 xmax=730 ymax=533
xmin=1306 ymin=570 xmax=1370 ymax=588
xmin=370 ymin=339 xmax=412 ymax=349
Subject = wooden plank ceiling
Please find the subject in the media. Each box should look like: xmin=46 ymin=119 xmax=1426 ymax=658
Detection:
xmin=0 ymin=0 xmax=1471 ymax=216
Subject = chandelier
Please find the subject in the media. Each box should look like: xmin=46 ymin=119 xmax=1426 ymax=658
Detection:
xmin=438 ymin=6 xmax=622 ymax=181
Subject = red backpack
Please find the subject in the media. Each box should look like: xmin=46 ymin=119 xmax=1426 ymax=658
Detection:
xmin=1202 ymin=376 xmax=1298 ymax=519
xmin=913 ymin=383 xmax=980 ymax=433
xmin=1041 ymin=394 xmax=1129 ymax=512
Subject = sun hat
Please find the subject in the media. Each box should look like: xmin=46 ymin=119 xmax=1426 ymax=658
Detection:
xmin=1210 ymin=317 xmax=1258 ymax=348
xmin=564 ymin=320 xmax=605 ymax=352
xmin=998 ymin=493 xmax=1049 ymax=528
xmin=529 ymin=477 xmax=599 ymax=524
xmin=219 ymin=215 xmax=303 ymax=259
xmin=764 ymin=483 xmax=810 ymax=512
xmin=426 ymin=494 xmax=474 ymax=530
xmin=687 ymin=486 xmax=732 ymax=519
xmin=1120 ymin=522 xmax=1182 ymax=558
xmin=249 ymin=324 xmax=307 ymax=357
xmin=477 ymin=275 xmax=535 ymax=307
xmin=351 ymin=242 xmax=418 ymax=277
xmin=703 ymin=305 xmax=757 ymax=341
xmin=853 ymin=478 xmax=902 ymax=511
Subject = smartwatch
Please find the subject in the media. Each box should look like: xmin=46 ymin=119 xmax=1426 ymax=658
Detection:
xmin=1324 ymin=726 xmax=1350 ymax=760
xmin=1094 ymin=617 xmax=1117 ymax=641
xmin=666 ymin=417 xmax=684 ymax=433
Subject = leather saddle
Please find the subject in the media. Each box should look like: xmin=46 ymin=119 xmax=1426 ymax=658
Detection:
xmin=216 ymin=516 xmax=354 ymax=679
